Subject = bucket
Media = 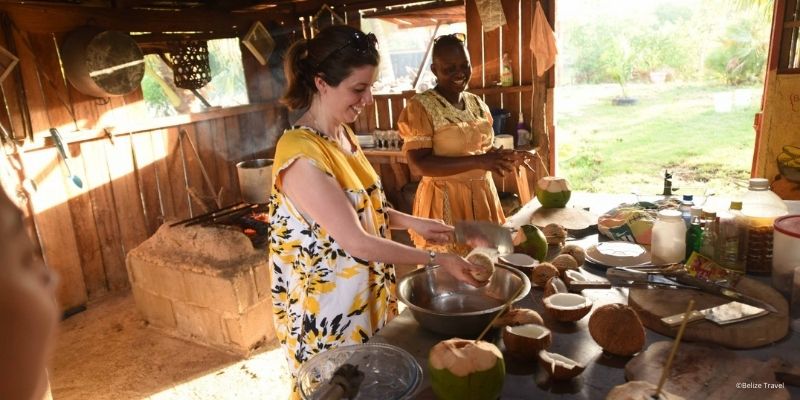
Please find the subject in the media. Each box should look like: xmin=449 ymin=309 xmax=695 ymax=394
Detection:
xmin=236 ymin=159 xmax=273 ymax=204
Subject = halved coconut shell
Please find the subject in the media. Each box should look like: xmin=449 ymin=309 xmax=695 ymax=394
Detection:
xmin=543 ymin=276 xmax=568 ymax=298
xmin=563 ymin=269 xmax=587 ymax=285
xmin=605 ymin=380 xmax=685 ymax=400
xmin=492 ymin=308 xmax=544 ymax=328
xmin=538 ymin=349 xmax=585 ymax=380
xmin=503 ymin=323 xmax=552 ymax=360
xmin=466 ymin=248 xmax=496 ymax=283
xmin=542 ymin=293 xmax=593 ymax=322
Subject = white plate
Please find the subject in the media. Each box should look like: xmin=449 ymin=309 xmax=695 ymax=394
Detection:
xmin=498 ymin=253 xmax=538 ymax=269
xmin=585 ymin=241 xmax=651 ymax=268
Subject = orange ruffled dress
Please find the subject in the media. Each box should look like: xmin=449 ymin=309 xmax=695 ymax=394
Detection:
xmin=398 ymin=89 xmax=505 ymax=249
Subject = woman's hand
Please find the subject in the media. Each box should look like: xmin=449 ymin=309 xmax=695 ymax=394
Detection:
xmin=436 ymin=252 xmax=489 ymax=287
xmin=480 ymin=147 xmax=516 ymax=175
xmin=409 ymin=218 xmax=453 ymax=245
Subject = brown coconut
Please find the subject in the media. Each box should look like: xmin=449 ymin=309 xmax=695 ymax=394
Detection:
xmin=538 ymin=350 xmax=585 ymax=380
xmin=543 ymin=276 xmax=568 ymax=298
xmin=532 ymin=262 xmax=559 ymax=287
xmin=466 ymin=250 xmax=496 ymax=283
xmin=542 ymin=293 xmax=593 ymax=322
xmin=589 ymin=304 xmax=646 ymax=356
xmin=542 ymin=223 xmax=567 ymax=246
xmin=503 ymin=324 xmax=552 ymax=360
xmin=492 ymin=308 xmax=544 ymax=328
xmin=559 ymin=244 xmax=586 ymax=265
xmin=551 ymin=254 xmax=579 ymax=279
xmin=605 ymin=380 xmax=685 ymax=400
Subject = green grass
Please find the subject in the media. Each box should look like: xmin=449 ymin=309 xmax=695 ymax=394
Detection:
xmin=555 ymin=82 xmax=760 ymax=197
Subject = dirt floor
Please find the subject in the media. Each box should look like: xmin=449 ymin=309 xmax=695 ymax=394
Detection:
xmin=50 ymin=293 xmax=293 ymax=400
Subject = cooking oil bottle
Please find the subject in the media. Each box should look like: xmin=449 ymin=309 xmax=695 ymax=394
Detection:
xmin=740 ymin=178 xmax=788 ymax=275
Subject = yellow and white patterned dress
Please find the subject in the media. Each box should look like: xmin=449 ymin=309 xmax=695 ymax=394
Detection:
xmin=398 ymin=89 xmax=505 ymax=250
xmin=267 ymin=125 xmax=398 ymax=380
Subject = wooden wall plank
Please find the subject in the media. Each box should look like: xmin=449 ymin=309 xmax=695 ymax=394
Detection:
xmin=466 ymin=0 xmax=483 ymax=89
xmin=211 ymin=118 xmax=236 ymax=206
xmin=224 ymin=116 xmax=244 ymax=204
xmin=79 ymin=139 xmax=128 ymax=291
xmin=365 ymin=102 xmax=377 ymax=133
xmin=502 ymin=0 xmax=521 ymax=136
xmin=483 ymin=22 xmax=502 ymax=112
xmin=164 ymin=126 xmax=190 ymax=219
xmin=521 ymin=0 xmax=534 ymax=134
xmin=389 ymin=95 xmax=405 ymax=129
xmin=179 ymin=124 xmax=208 ymax=213
xmin=0 ymin=21 xmax=29 ymax=142
xmin=12 ymin=30 xmax=49 ymax=138
xmin=64 ymin=141 xmax=107 ymax=299
xmin=130 ymin=131 xmax=162 ymax=234
xmin=194 ymin=119 xmax=220 ymax=198
xmin=376 ymin=98 xmax=390 ymax=130
xmin=21 ymin=148 xmax=87 ymax=310
xmin=148 ymin=128 xmax=176 ymax=220
xmin=104 ymin=134 xmax=149 ymax=252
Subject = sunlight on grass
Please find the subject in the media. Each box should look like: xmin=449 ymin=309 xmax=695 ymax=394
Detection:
xmin=555 ymin=82 xmax=758 ymax=197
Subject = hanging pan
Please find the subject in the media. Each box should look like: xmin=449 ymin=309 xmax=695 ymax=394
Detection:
xmin=60 ymin=27 xmax=145 ymax=98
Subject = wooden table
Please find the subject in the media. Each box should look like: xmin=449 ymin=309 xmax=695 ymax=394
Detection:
xmin=373 ymin=194 xmax=800 ymax=399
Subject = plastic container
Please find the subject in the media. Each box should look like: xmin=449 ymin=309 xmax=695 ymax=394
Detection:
xmin=716 ymin=202 xmax=745 ymax=273
xmin=297 ymin=343 xmax=422 ymax=400
xmin=651 ymin=209 xmax=686 ymax=265
xmin=773 ymin=215 xmax=800 ymax=297
xmin=699 ymin=209 xmax=718 ymax=259
xmin=679 ymin=194 xmax=694 ymax=226
xmin=490 ymin=109 xmax=511 ymax=136
xmin=740 ymin=178 xmax=788 ymax=274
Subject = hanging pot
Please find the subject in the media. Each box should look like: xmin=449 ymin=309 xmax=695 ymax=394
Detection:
xmin=61 ymin=27 xmax=145 ymax=97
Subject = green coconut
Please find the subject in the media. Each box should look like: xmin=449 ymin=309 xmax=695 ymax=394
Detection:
xmin=535 ymin=177 xmax=572 ymax=208
xmin=514 ymin=224 xmax=548 ymax=262
xmin=429 ymin=338 xmax=505 ymax=400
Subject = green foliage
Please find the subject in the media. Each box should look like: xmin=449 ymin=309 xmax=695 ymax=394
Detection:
xmin=705 ymin=14 xmax=768 ymax=85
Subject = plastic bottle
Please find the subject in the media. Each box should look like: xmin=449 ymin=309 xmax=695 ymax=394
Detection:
xmin=652 ymin=209 xmax=686 ymax=265
xmin=685 ymin=206 xmax=703 ymax=260
xmin=500 ymin=53 xmax=513 ymax=87
xmin=679 ymin=194 xmax=694 ymax=226
xmin=516 ymin=113 xmax=531 ymax=147
xmin=699 ymin=209 xmax=718 ymax=260
xmin=716 ymin=202 xmax=744 ymax=272
xmin=740 ymin=178 xmax=788 ymax=275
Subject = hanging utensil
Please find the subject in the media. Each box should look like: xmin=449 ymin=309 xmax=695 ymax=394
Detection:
xmin=49 ymin=128 xmax=83 ymax=189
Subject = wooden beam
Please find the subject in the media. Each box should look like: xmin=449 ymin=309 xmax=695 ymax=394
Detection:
xmin=0 ymin=3 xmax=255 ymax=34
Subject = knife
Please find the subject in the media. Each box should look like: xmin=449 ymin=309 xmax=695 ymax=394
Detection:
xmin=668 ymin=273 xmax=779 ymax=314
xmin=605 ymin=268 xmax=697 ymax=289
xmin=453 ymin=221 xmax=514 ymax=255
xmin=660 ymin=301 xmax=768 ymax=327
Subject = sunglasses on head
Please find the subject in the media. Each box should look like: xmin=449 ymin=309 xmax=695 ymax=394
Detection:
xmin=316 ymin=32 xmax=378 ymax=68
xmin=434 ymin=33 xmax=466 ymax=44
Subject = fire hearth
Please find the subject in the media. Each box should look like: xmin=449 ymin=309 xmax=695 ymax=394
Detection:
xmin=126 ymin=214 xmax=275 ymax=356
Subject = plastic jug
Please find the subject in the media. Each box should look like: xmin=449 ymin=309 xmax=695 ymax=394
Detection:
xmin=740 ymin=178 xmax=788 ymax=274
xmin=651 ymin=209 xmax=686 ymax=265
xmin=773 ymin=215 xmax=800 ymax=297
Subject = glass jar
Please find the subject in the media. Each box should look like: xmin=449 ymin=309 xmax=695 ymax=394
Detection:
xmin=741 ymin=178 xmax=788 ymax=275
xmin=651 ymin=209 xmax=686 ymax=265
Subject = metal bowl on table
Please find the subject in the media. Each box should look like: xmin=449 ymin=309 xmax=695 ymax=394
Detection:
xmin=397 ymin=263 xmax=531 ymax=337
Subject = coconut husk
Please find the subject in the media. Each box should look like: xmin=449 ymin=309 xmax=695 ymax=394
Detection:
xmin=530 ymin=207 xmax=597 ymax=230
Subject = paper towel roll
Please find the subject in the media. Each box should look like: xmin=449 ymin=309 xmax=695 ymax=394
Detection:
xmin=494 ymin=134 xmax=514 ymax=149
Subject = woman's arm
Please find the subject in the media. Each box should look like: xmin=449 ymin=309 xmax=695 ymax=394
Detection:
xmin=281 ymin=159 xmax=482 ymax=286
xmin=406 ymin=147 xmax=517 ymax=177
xmin=386 ymin=208 xmax=452 ymax=245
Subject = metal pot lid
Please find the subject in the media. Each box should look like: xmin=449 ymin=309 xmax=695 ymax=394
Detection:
xmin=297 ymin=343 xmax=422 ymax=400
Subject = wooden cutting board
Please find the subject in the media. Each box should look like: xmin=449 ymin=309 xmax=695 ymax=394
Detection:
xmin=628 ymin=277 xmax=789 ymax=349
xmin=626 ymin=341 xmax=791 ymax=400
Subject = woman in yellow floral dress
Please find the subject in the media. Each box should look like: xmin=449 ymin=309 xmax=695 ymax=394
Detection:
xmin=268 ymin=26 xmax=485 ymax=392
xmin=399 ymin=34 xmax=535 ymax=249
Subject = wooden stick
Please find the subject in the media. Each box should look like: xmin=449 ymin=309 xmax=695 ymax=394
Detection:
xmin=655 ymin=299 xmax=695 ymax=398
xmin=475 ymin=283 xmax=525 ymax=343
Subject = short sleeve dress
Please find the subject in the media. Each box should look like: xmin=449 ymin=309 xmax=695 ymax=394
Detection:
xmin=398 ymin=89 xmax=505 ymax=249
xmin=267 ymin=125 xmax=398 ymax=380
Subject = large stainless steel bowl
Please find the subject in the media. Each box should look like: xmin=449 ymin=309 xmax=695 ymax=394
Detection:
xmin=397 ymin=263 xmax=531 ymax=337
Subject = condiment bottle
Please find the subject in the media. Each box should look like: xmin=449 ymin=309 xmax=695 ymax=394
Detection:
xmin=679 ymin=194 xmax=694 ymax=226
xmin=685 ymin=206 xmax=703 ymax=260
xmin=652 ymin=209 xmax=686 ymax=265
xmin=699 ymin=209 xmax=718 ymax=260
xmin=716 ymin=201 xmax=744 ymax=273
xmin=741 ymin=178 xmax=788 ymax=275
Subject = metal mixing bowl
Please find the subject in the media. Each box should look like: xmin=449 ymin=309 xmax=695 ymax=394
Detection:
xmin=397 ymin=263 xmax=531 ymax=337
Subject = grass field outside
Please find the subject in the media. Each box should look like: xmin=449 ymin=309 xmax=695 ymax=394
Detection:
xmin=554 ymin=82 xmax=762 ymax=198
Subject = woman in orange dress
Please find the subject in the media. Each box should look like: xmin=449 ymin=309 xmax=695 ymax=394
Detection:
xmin=398 ymin=34 xmax=534 ymax=249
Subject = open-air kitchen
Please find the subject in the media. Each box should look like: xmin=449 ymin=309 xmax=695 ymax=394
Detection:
xmin=1 ymin=1 xmax=800 ymax=400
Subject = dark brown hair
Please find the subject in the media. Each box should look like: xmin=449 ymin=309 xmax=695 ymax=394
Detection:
xmin=281 ymin=25 xmax=380 ymax=110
